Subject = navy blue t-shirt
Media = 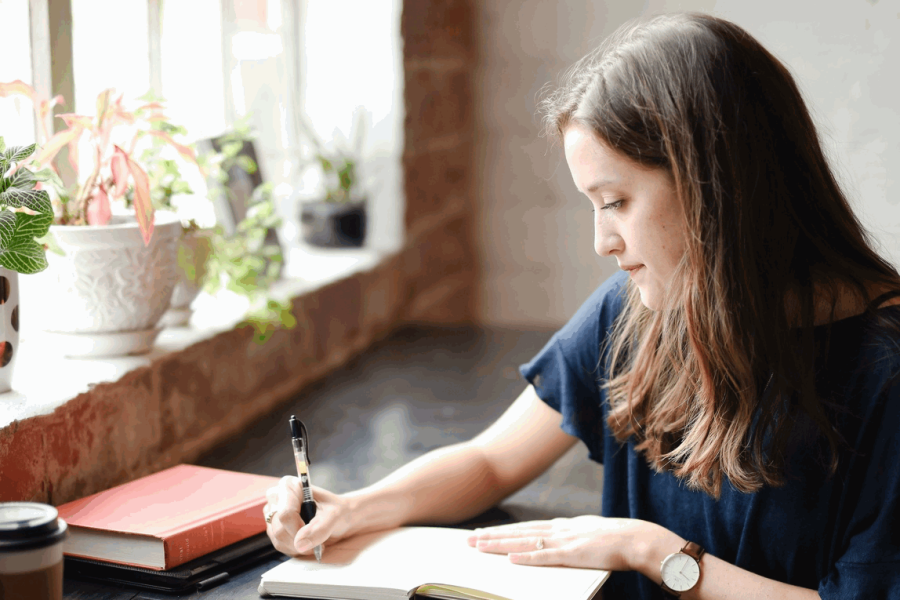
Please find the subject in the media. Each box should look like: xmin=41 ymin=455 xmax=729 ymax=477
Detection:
xmin=520 ymin=270 xmax=900 ymax=599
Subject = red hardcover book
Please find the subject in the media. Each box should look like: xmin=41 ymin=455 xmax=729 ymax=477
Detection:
xmin=56 ymin=464 xmax=279 ymax=570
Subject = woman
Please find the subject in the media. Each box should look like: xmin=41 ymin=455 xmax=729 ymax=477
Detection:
xmin=265 ymin=13 xmax=900 ymax=599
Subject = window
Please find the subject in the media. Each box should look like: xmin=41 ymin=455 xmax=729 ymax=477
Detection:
xmin=8 ymin=0 xmax=404 ymax=343
xmin=0 ymin=0 xmax=36 ymax=147
xmin=71 ymin=0 xmax=151 ymax=115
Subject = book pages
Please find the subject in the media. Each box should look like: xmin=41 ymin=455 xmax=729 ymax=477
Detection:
xmin=258 ymin=527 xmax=609 ymax=600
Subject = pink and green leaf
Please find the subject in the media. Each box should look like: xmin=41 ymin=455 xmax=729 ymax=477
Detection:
xmin=57 ymin=113 xmax=93 ymax=129
xmin=110 ymin=151 xmax=129 ymax=198
xmin=94 ymin=89 xmax=113 ymax=125
xmin=37 ymin=95 xmax=66 ymax=140
xmin=35 ymin=127 xmax=83 ymax=167
xmin=144 ymin=129 xmax=198 ymax=164
xmin=86 ymin=184 xmax=112 ymax=226
xmin=0 ymin=80 xmax=37 ymax=100
xmin=115 ymin=146 xmax=154 ymax=245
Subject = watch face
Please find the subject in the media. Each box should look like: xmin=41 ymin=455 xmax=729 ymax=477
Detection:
xmin=661 ymin=552 xmax=700 ymax=592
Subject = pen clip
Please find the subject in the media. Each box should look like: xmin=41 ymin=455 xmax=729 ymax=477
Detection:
xmin=289 ymin=416 xmax=311 ymax=465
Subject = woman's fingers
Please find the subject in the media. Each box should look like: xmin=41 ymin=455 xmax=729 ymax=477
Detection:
xmin=475 ymin=536 xmax=549 ymax=555
xmin=466 ymin=522 xmax=554 ymax=546
xmin=264 ymin=477 xmax=307 ymax=557
xmin=293 ymin=518 xmax=326 ymax=554
xmin=272 ymin=509 xmax=306 ymax=553
xmin=509 ymin=548 xmax=567 ymax=566
xmin=264 ymin=480 xmax=353 ymax=557
xmin=478 ymin=521 xmax=555 ymax=534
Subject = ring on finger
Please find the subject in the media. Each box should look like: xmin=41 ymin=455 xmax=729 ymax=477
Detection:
xmin=265 ymin=509 xmax=277 ymax=524
xmin=535 ymin=537 xmax=544 ymax=551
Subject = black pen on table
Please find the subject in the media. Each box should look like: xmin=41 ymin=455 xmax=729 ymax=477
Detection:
xmin=289 ymin=415 xmax=323 ymax=562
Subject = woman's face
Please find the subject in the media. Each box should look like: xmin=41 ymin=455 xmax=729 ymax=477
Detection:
xmin=564 ymin=122 xmax=687 ymax=310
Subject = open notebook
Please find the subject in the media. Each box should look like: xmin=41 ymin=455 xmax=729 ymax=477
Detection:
xmin=258 ymin=527 xmax=609 ymax=600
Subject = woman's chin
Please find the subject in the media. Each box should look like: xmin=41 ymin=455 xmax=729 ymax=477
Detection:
xmin=636 ymin=287 xmax=662 ymax=311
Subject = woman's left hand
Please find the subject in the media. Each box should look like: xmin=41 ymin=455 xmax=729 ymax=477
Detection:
xmin=466 ymin=515 xmax=661 ymax=572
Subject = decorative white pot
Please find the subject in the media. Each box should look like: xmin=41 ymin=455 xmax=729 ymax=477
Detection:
xmin=159 ymin=228 xmax=214 ymax=328
xmin=0 ymin=268 xmax=19 ymax=393
xmin=42 ymin=211 xmax=182 ymax=357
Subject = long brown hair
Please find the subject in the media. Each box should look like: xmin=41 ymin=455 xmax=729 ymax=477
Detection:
xmin=539 ymin=12 xmax=900 ymax=497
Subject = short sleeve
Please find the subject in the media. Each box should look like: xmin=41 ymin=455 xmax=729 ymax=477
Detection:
xmin=817 ymin=357 xmax=900 ymax=599
xmin=518 ymin=271 xmax=629 ymax=463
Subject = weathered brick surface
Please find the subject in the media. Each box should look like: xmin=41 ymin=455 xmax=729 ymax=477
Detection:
xmin=402 ymin=0 xmax=474 ymax=59
xmin=404 ymin=69 xmax=473 ymax=154
xmin=0 ymin=368 xmax=161 ymax=504
xmin=404 ymin=146 xmax=471 ymax=226
xmin=0 ymin=0 xmax=480 ymax=505
xmin=406 ymin=216 xmax=474 ymax=295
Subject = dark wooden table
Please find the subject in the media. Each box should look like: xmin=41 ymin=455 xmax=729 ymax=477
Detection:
xmin=62 ymin=326 xmax=605 ymax=599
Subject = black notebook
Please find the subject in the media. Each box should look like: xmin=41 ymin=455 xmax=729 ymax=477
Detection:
xmin=65 ymin=531 xmax=281 ymax=594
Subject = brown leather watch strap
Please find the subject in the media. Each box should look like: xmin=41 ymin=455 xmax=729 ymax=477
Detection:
xmin=660 ymin=580 xmax=681 ymax=597
xmin=682 ymin=541 xmax=706 ymax=562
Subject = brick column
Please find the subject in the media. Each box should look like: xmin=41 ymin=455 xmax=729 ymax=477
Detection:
xmin=399 ymin=0 xmax=479 ymax=324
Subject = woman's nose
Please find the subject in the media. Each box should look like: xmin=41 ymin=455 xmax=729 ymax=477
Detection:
xmin=595 ymin=221 xmax=623 ymax=257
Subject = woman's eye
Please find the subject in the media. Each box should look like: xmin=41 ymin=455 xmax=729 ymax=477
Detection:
xmin=601 ymin=199 xmax=624 ymax=211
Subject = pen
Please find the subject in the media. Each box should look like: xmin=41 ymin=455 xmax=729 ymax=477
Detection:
xmin=289 ymin=415 xmax=322 ymax=562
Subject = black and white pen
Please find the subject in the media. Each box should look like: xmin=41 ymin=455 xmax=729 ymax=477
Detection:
xmin=289 ymin=415 xmax=323 ymax=562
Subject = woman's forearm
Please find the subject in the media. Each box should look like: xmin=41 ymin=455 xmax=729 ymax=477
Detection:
xmin=341 ymin=442 xmax=511 ymax=537
xmin=634 ymin=524 xmax=820 ymax=600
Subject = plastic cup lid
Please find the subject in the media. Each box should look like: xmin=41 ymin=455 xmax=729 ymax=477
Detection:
xmin=0 ymin=502 xmax=67 ymax=552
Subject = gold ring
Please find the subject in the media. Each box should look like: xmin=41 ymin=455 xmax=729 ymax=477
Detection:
xmin=265 ymin=509 xmax=276 ymax=524
xmin=536 ymin=537 xmax=544 ymax=550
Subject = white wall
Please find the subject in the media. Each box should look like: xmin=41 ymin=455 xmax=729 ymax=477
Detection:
xmin=475 ymin=0 xmax=900 ymax=328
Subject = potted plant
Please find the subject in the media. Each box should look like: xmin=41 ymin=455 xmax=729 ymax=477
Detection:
xmin=129 ymin=109 xmax=295 ymax=343
xmin=0 ymin=139 xmax=53 ymax=391
xmin=297 ymin=110 xmax=368 ymax=248
xmin=197 ymin=122 xmax=295 ymax=343
xmin=127 ymin=96 xmax=215 ymax=328
xmin=1 ymin=81 xmax=197 ymax=356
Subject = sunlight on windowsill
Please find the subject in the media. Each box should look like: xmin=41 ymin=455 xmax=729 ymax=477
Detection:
xmin=0 ymin=244 xmax=387 ymax=430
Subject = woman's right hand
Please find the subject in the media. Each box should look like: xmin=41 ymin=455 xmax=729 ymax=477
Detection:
xmin=264 ymin=476 xmax=355 ymax=557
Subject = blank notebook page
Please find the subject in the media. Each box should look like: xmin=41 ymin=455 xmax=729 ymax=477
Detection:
xmin=258 ymin=527 xmax=609 ymax=600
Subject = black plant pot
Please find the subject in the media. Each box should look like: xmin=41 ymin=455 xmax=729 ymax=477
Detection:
xmin=300 ymin=201 xmax=366 ymax=248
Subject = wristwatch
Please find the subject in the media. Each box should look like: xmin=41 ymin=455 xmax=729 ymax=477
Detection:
xmin=660 ymin=540 xmax=705 ymax=597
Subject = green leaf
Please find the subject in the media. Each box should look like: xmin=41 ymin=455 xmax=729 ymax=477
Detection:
xmin=0 ymin=235 xmax=50 ymax=274
xmin=0 ymin=137 xmax=6 ymax=154
xmin=318 ymin=156 xmax=334 ymax=173
xmin=29 ymin=167 xmax=65 ymax=187
xmin=36 ymin=232 xmax=64 ymax=256
xmin=0 ymin=212 xmax=15 ymax=248
xmin=18 ymin=209 xmax=51 ymax=240
xmin=0 ymin=210 xmax=52 ymax=267
xmin=235 ymin=155 xmax=256 ymax=174
xmin=8 ymin=167 xmax=37 ymax=191
xmin=3 ymin=144 xmax=36 ymax=166
xmin=0 ymin=187 xmax=52 ymax=216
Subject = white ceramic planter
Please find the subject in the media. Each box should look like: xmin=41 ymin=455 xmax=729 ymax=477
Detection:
xmin=42 ymin=211 xmax=182 ymax=357
xmin=0 ymin=268 xmax=19 ymax=392
xmin=159 ymin=228 xmax=214 ymax=328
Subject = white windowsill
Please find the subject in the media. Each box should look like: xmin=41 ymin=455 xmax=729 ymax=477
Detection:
xmin=0 ymin=245 xmax=388 ymax=430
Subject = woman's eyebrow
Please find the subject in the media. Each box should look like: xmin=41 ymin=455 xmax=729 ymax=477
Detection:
xmin=585 ymin=177 xmax=619 ymax=193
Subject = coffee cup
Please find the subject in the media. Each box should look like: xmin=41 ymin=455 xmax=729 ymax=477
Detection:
xmin=0 ymin=502 xmax=68 ymax=600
